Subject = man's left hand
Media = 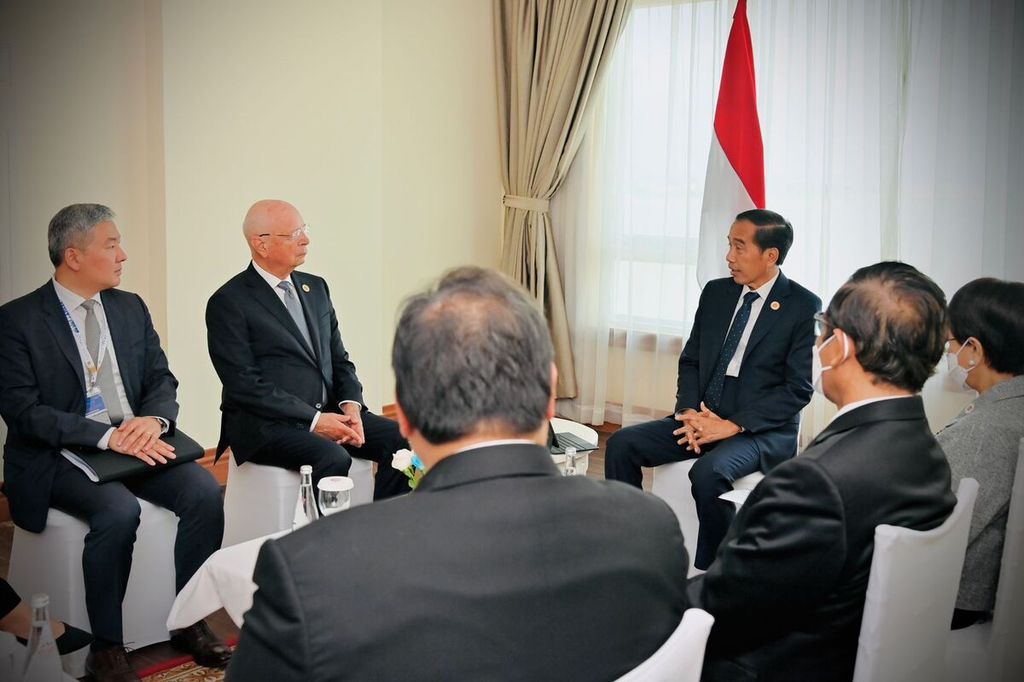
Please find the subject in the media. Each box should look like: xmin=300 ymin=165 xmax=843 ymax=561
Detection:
xmin=115 ymin=416 xmax=164 ymax=454
xmin=339 ymin=402 xmax=365 ymax=448
xmin=680 ymin=402 xmax=742 ymax=448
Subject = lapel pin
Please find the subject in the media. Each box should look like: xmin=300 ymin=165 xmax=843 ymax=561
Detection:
xmin=301 ymin=284 xmax=311 ymax=293
xmin=770 ymin=301 xmax=781 ymax=311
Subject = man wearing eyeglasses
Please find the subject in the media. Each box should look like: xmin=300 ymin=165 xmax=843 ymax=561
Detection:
xmin=206 ymin=199 xmax=407 ymax=499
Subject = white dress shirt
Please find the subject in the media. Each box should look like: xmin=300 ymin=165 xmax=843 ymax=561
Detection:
xmin=829 ymin=394 xmax=913 ymax=424
xmin=52 ymin=279 xmax=167 ymax=449
xmin=725 ymin=270 xmax=781 ymax=377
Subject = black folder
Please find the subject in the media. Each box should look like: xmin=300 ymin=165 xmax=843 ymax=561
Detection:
xmin=61 ymin=430 xmax=205 ymax=483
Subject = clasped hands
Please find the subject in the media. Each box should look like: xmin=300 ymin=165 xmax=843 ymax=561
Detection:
xmin=314 ymin=402 xmax=366 ymax=448
xmin=673 ymin=402 xmax=742 ymax=454
xmin=109 ymin=416 xmax=174 ymax=466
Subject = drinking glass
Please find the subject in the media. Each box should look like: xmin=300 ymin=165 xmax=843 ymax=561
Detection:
xmin=317 ymin=476 xmax=354 ymax=516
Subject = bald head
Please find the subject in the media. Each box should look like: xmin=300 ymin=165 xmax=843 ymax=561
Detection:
xmin=243 ymin=199 xmax=310 ymax=278
xmin=242 ymin=199 xmax=303 ymax=241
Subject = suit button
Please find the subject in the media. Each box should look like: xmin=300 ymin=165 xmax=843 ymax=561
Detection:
xmin=315 ymin=403 xmax=323 ymax=409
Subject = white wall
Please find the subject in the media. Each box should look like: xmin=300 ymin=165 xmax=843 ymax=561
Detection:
xmin=1 ymin=0 xmax=501 ymax=463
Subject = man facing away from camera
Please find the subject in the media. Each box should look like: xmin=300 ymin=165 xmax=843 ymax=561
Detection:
xmin=227 ymin=266 xmax=691 ymax=681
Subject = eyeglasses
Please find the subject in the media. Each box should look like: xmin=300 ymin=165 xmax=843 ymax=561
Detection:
xmin=813 ymin=311 xmax=829 ymax=336
xmin=258 ymin=225 xmax=310 ymax=241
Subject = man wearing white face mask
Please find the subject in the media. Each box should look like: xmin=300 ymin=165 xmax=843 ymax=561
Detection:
xmin=688 ymin=261 xmax=957 ymax=682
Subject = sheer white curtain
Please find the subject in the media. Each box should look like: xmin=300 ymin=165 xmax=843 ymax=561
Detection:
xmin=554 ymin=0 xmax=1024 ymax=436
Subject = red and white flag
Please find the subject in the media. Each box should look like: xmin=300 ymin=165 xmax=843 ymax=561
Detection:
xmin=696 ymin=0 xmax=765 ymax=287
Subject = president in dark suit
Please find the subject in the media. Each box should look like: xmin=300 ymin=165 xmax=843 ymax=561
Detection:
xmin=605 ymin=209 xmax=820 ymax=568
xmin=689 ymin=262 xmax=957 ymax=682
xmin=0 ymin=204 xmax=230 ymax=681
xmin=227 ymin=266 xmax=691 ymax=682
xmin=206 ymin=199 xmax=406 ymax=499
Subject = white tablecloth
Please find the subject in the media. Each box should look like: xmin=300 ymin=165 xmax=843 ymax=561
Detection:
xmin=166 ymin=530 xmax=288 ymax=630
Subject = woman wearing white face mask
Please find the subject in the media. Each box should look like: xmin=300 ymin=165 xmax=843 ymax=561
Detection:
xmin=937 ymin=277 xmax=1024 ymax=630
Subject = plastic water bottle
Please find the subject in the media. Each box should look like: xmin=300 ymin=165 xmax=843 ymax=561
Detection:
xmin=20 ymin=594 xmax=63 ymax=682
xmin=564 ymin=447 xmax=578 ymax=476
xmin=292 ymin=465 xmax=320 ymax=530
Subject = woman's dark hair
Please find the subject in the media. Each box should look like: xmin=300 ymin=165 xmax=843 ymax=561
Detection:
xmin=949 ymin=277 xmax=1024 ymax=376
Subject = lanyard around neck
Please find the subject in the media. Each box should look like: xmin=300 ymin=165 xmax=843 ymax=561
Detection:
xmin=59 ymin=299 xmax=109 ymax=392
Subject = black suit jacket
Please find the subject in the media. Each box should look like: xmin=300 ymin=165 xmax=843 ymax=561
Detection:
xmin=688 ymin=397 xmax=956 ymax=682
xmin=0 ymin=282 xmax=178 ymax=532
xmin=676 ymin=272 xmax=820 ymax=468
xmin=206 ymin=265 xmax=363 ymax=463
xmin=227 ymin=444 xmax=691 ymax=682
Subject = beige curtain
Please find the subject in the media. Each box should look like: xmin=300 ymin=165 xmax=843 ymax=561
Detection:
xmin=494 ymin=0 xmax=633 ymax=398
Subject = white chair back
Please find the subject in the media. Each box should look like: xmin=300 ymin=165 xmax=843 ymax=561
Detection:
xmin=852 ymin=477 xmax=978 ymax=682
xmin=615 ymin=608 xmax=715 ymax=682
xmin=988 ymin=439 xmax=1024 ymax=680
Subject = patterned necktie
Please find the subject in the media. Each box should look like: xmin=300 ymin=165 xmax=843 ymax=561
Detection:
xmin=703 ymin=291 xmax=760 ymax=411
xmin=79 ymin=299 xmax=125 ymax=424
xmin=277 ymin=281 xmax=313 ymax=351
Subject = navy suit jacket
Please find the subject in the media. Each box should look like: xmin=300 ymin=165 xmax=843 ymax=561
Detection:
xmin=688 ymin=397 xmax=956 ymax=681
xmin=0 ymin=282 xmax=179 ymax=532
xmin=206 ymin=264 xmax=363 ymax=464
xmin=227 ymin=444 xmax=691 ymax=682
xmin=675 ymin=271 xmax=820 ymax=468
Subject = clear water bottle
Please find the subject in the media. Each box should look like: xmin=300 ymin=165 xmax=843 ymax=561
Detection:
xmin=20 ymin=594 xmax=63 ymax=682
xmin=292 ymin=465 xmax=320 ymax=530
xmin=564 ymin=446 xmax=578 ymax=476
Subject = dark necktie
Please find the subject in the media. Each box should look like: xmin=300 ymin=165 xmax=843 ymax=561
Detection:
xmin=703 ymin=291 xmax=760 ymax=411
xmin=80 ymin=299 xmax=125 ymax=424
xmin=277 ymin=281 xmax=313 ymax=351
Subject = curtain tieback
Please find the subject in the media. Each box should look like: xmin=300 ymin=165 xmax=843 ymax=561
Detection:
xmin=503 ymin=194 xmax=550 ymax=213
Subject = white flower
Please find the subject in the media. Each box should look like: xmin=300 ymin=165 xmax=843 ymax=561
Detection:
xmin=391 ymin=448 xmax=414 ymax=471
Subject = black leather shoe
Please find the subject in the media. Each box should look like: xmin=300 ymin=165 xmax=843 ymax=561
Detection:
xmin=85 ymin=646 xmax=140 ymax=682
xmin=169 ymin=620 xmax=232 ymax=669
xmin=16 ymin=621 xmax=92 ymax=655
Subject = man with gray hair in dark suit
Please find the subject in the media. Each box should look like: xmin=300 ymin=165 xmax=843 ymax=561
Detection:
xmin=228 ymin=266 xmax=691 ymax=681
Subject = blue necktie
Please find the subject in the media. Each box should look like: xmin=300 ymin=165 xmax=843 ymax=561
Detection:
xmin=703 ymin=291 xmax=760 ymax=411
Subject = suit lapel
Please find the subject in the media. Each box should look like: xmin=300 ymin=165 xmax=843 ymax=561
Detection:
xmin=244 ymin=266 xmax=318 ymax=366
xmin=742 ymin=271 xmax=791 ymax=361
xmin=41 ymin=284 xmax=87 ymax=395
xmin=100 ymin=291 xmax=136 ymax=408
xmin=704 ymin=282 xmax=743 ymax=370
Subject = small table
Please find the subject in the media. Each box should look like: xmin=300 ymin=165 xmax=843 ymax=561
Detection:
xmin=166 ymin=530 xmax=288 ymax=630
xmin=550 ymin=417 xmax=599 ymax=475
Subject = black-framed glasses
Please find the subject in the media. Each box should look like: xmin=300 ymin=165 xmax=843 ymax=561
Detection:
xmin=258 ymin=225 xmax=310 ymax=241
xmin=813 ymin=311 xmax=829 ymax=336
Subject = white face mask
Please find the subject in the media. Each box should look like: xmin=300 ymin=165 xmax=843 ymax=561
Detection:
xmin=945 ymin=339 xmax=977 ymax=393
xmin=812 ymin=333 xmax=848 ymax=396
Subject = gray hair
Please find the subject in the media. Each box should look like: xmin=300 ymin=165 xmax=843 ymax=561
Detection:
xmin=48 ymin=203 xmax=116 ymax=266
xmin=392 ymin=266 xmax=554 ymax=444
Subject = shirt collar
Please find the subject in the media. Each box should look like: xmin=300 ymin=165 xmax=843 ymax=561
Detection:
xmin=456 ymin=438 xmax=537 ymax=454
xmin=830 ymin=394 xmax=912 ymax=424
xmin=52 ymin=278 xmax=100 ymax=312
xmin=251 ymin=260 xmax=291 ymax=290
xmin=742 ymin=269 xmax=781 ymax=300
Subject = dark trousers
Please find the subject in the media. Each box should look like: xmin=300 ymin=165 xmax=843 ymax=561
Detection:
xmin=248 ymin=410 xmax=410 ymax=500
xmin=605 ymin=416 xmax=762 ymax=569
xmin=48 ymin=457 xmax=224 ymax=646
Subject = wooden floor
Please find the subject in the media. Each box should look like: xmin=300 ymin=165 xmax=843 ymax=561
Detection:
xmin=0 ymin=425 xmax=645 ymax=678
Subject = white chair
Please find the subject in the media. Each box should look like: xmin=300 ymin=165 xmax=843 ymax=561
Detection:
xmin=7 ymin=500 xmax=179 ymax=677
xmin=851 ymin=477 xmax=979 ymax=682
xmin=946 ymin=439 xmax=1024 ymax=682
xmin=615 ymin=608 xmax=715 ymax=682
xmin=222 ymin=453 xmax=374 ymax=546
xmin=651 ymin=461 xmax=764 ymax=576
